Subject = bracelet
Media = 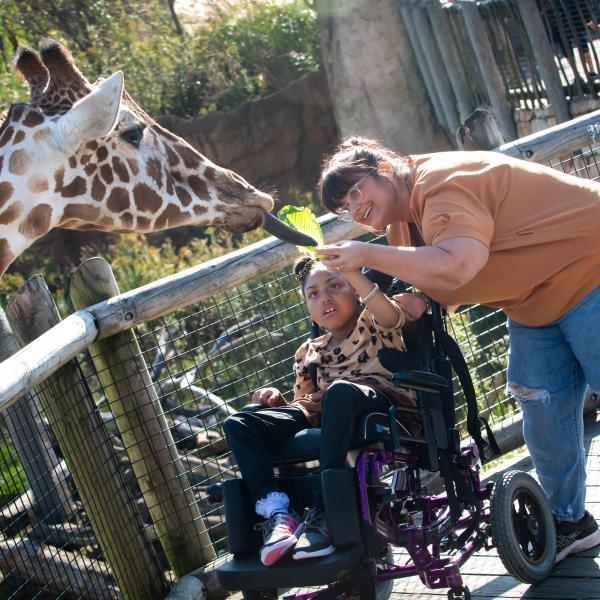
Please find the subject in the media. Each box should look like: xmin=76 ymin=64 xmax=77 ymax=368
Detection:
xmin=359 ymin=282 xmax=380 ymax=304
xmin=414 ymin=290 xmax=431 ymax=312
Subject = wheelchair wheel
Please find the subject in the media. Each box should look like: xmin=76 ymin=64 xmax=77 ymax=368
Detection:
xmin=490 ymin=470 xmax=556 ymax=583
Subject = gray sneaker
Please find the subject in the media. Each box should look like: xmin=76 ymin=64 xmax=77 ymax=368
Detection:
xmin=555 ymin=511 xmax=600 ymax=563
xmin=256 ymin=510 xmax=303 ymax=566
xmin=293 ymin=508 xmax=335 ymax=560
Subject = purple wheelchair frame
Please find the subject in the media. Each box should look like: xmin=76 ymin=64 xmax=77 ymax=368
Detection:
xmin=281 ymin=444 xmax=490 ymax=600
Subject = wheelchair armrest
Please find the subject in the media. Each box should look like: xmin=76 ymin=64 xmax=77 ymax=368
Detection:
xmin=392 ymin=370 xmax=449 ymax=393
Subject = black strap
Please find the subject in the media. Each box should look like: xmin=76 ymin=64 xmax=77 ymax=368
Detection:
xmin=438 ymin=330 xmax=501 ymax=463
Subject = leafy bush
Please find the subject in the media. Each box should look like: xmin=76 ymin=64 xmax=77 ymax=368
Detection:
xmin=0 ymin=0 xmax=320 ymax=117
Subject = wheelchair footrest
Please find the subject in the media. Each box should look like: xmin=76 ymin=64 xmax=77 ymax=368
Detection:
xmin=216 ymin=545 xmax=364 ymax=591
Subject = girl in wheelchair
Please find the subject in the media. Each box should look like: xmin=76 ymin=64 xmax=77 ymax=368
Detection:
xmin=223 ymin=256 xmax=426 ymax=567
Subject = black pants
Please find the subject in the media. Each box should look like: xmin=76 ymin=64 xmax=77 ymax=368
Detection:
xmin=223 ymin=380 xmax=389 ymax=506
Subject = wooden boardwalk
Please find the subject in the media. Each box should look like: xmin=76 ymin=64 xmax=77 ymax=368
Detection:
xmin=392 ymin=417 xmax=600 ymax=600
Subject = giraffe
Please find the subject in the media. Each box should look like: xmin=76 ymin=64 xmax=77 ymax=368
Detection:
xmin=0 ymin=38 xmax=314 ymax=277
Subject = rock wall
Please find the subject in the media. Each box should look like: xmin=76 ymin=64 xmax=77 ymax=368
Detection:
xmin=315 ymin=0 xmax=452 ymax=154
xmin=158 ymin=69 xmax=338 ymax=205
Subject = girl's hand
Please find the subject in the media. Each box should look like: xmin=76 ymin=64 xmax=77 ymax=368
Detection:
xmin=319 ymin=240 xmax=370 ymax=272
xmin=252 ymin=387 xmax=286 ymax=407
xmin=393 ymin=293 xmax=427 ymax=322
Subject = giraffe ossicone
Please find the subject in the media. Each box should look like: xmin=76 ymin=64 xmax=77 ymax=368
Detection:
xmin=0 ymin=38 xmax=314 ymax=277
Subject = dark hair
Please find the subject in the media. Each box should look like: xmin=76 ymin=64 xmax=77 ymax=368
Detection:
xmin=294 ymin=256 xmax=318 ymax=291
xmin=318 ymin=136 xmax=408 ymax=215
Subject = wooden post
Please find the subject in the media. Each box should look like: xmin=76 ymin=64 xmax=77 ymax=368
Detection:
xmin=410 ymin=2 xmax=460 ymax=136
xmin=516 ymin=0 xmax=570 ymax=123
xmin=6 ymin=276 xmax=165 ymax=600
xmin=399 ymin=4 xmax=448 ymax=135
xmin=457 ymin=0 xmax=518 ymax=142
xmin=429 ymin=0 xmax=473 ymax=120
xmin=70 ymin=257 xmax=217 ymax=576
xmin=456 ymin=108 xmax=505 ymax=151
xmin=0 ymin=309 xmax=75 ymax=524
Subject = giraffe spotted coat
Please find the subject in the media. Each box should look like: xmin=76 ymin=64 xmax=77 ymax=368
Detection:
xmin=291 ymin=300 xmax=417 ymax=427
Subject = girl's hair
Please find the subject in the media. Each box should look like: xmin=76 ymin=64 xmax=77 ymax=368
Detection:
xmin=294 ymin=256 xmax=317 ymax=291
xmin=318 ymin=136 xmax=409 ymax=215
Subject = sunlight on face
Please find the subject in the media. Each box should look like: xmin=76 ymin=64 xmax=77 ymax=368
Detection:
xmin=303 ymin=264 xmax=360 ymax=331
xmin=342 ymin=175 xmax=395 ymax=229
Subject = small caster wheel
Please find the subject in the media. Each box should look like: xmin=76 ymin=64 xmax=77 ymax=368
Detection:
xmin=447 ymin=585 xmax=471 ymax=600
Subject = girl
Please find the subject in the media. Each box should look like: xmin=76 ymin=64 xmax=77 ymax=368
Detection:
xmin=223 ymin=257 xmax=426 ymax=567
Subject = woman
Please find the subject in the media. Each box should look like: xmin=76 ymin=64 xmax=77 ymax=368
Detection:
xmin=317 ymin=137 xmax=600 ymax=563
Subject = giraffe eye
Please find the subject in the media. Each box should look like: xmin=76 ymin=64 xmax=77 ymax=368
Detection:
xmin=121 ymin=125 xmax=145 ymax=148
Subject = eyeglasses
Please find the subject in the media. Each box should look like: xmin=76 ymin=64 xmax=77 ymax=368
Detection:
xmin=337 ymin=168 xmax=378 ymax=221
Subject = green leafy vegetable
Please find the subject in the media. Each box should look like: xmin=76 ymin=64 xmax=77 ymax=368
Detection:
xmin=277 ymin=205 xmax=324 ymax=257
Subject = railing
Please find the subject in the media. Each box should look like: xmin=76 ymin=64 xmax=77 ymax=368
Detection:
xmin=0 ymin=111 xmax=600 ymax=598
xmin=402 ymin=0 xmax=600 ymax=141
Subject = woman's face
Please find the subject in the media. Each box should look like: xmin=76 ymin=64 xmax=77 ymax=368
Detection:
xmin=303 ymin=265 xmax=360 ymax=331
xmin=341 ymin=173 xmax=399 ymax=229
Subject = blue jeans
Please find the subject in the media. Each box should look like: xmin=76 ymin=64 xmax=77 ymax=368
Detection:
xmin=507 ymin=285 xmax=600 ymax=521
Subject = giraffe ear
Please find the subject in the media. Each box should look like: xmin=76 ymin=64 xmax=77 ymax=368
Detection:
xmin=52 ymin=71 xmax=124 ymax=152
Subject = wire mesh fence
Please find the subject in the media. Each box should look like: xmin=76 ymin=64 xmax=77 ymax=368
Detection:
xmin=1 ymin=131 xmax=600 ymax=597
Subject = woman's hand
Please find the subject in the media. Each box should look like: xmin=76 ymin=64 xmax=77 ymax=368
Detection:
xmin=252 ymin=387 xmax=286 ymax=407
xmin=319 ymin=240 xmax=370 ymax=271
xmin=393 ymin=293 xmax=427 ymax=322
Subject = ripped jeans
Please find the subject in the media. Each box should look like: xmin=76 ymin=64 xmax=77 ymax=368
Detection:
xmin=507 ymin=284 xmax=600 ymax=521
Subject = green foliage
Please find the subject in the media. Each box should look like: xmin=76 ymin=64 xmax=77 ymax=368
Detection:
xmin=0 ymin=434 xmax=27 ymax=505
xmin=0 ymin=0 xmax=320 ymax=117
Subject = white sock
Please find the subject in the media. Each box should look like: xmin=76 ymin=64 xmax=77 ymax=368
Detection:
xmin=255 ymin=491 xmax=290 ymax=519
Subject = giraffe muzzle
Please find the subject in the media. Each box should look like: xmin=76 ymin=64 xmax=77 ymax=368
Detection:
xmin=263 ymin=213 xmax=318 ymax=247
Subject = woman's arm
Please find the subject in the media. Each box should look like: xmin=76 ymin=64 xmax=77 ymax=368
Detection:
xmin=342 ymin=269 xmax=403 ymax=329
xmin=320 ymin=237 xmax=489 ymax=291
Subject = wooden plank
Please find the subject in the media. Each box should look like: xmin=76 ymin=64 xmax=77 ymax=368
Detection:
xmin=399 ymin=5 xmax=449 ymax=138
xmin=410 ymin=3 xmax=460 ymax=135
xmin=70 ymin=258 xmax=219 ymax=577
xmin=5 ymin=275 xmax=165 ymax=600
xmin=0 ymin=310 xmax=97 ymax=413
xmin=457 ymin=1 xmax=517 ymax=142
xmin=389 ymin=572 xmax=600 ymax=597
xmin=429 ymin=1 xmax=473 ymax=120
xmin=3 ymin=297 xmax=76 ymax=526
xmin=496 ymin=107 xmax=600 ymax=162
xmin=515 ymin=1 xmax=570 ymax=123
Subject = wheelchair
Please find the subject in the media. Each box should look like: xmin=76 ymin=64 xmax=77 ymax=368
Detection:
xmin=212 ymin=271 xmax=557 ymax=600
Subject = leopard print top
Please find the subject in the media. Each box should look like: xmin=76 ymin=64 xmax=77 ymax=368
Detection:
xmin=290 ymin=300 xmax=416 ymax=427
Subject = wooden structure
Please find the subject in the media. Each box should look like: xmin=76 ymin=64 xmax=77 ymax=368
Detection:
xmin=1 ymin=109 xmax=600 ymax=596
xmin=400 ymin=0 xmax=596 ymax=142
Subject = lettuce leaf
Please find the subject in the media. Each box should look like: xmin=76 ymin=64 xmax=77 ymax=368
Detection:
xmin=277 ymin=205 xmax=324 ymax=257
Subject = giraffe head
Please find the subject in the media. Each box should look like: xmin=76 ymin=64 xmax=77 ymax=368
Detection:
xmin=0 ymin=39 xmax=314 ymax=275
